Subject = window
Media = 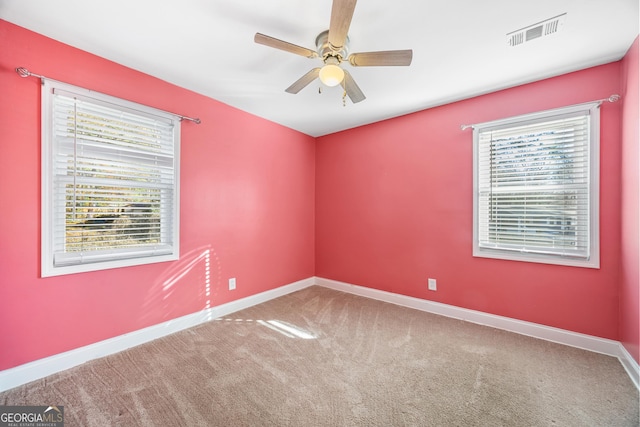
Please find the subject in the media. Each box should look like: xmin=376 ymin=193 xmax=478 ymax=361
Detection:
xmin=473 ymin=102 xmax=600 ymax=268
xmin=42 ymin=80 xmax=180 ymax=277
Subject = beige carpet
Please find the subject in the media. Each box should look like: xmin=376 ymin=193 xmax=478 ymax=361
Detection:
xmin=1 ymin=286 xmax=638 ymax=426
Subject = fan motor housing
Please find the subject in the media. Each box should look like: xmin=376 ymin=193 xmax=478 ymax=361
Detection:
xmin=316 ymin=30 xmax=349 ymax=62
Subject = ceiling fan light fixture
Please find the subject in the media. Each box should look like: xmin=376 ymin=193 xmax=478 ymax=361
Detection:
xmin=255 ymin=0 xmax=413 ymax=103
xmin=319 ymin=64 xmax=344 ymax=87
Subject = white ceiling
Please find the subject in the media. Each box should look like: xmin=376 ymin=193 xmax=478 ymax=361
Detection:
xmin=1 ymin=0 xmax=638 ymax=136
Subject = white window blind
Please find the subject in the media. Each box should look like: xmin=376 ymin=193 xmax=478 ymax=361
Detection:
xmin=473 ymin=103 xmax=599 ymax=268
xmin=42 ymin=80 xmax=180 ymax=276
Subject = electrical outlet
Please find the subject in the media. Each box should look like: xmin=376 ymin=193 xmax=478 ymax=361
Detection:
xmin=229 ymin=278 xmax=236 ymax=291
xmin=428 ymin=278 xmax=437 ymax=291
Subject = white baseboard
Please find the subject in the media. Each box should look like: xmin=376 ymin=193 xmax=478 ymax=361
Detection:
xmin=0 ymin=277 xmax=315 ymax=392
xmin=618 ymin=343 xmax=640 ymax=390
xmin=314 ymin=276 xmax=640 ymax=390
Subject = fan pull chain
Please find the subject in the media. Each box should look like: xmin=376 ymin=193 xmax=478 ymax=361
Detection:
xmin=342 ymin=90 xmax=347 ymax=106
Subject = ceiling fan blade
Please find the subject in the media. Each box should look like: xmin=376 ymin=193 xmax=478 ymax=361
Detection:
xmin=285 ymin=68 xmax=321 ymax=94
xmin=328 ymin=0 xmax=357 ymax=50
xmin=254 ymin=33 xmax=318 ymax=58
xmin=340 ymin=70 xmax=366 ymax=103
xmin=348 ymin=50 xmax=413 ymax=66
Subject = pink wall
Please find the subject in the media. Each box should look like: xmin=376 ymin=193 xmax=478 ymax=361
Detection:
xmin=620 ymin=36 xmax=639 ymax=363
xmin=316 ymin=63 xmax=625 ymax=340
xmin=0 ymin=20 xmax=316 ymax=371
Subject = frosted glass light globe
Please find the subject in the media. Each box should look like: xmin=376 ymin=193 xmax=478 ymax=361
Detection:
xmin=319 ymin=64 xmax=345 ymax=87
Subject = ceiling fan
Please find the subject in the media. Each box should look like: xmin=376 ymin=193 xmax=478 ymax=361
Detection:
xmin=254 ymin=0 xmax=413 ymax=104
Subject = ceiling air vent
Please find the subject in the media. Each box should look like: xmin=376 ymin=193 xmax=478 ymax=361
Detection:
xmin=507 ymin=13 xmax=566 ymax=47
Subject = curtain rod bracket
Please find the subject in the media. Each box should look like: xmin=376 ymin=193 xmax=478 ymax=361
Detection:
xmin=15 ymin=66 xmax=201 ymax=124
xmin=180 ymin=116 xmax=202 ymax=124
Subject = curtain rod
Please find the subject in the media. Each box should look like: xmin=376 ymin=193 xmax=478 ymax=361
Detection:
xmin=460 ymin=94 xmax=621 ymax=131
xmin=15 ymin=67 xmax=201 ymax=124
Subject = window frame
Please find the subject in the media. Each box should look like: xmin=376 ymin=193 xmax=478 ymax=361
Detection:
xmin=472 ymin=102 xmax=600 ymax=269
xmin=41 ymin=79 xmax=180 ymax=277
